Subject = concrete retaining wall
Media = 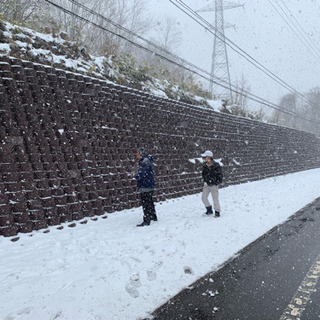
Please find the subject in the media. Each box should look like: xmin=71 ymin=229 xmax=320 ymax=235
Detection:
xmin=1 ymin=55 xmax=320 ymax=236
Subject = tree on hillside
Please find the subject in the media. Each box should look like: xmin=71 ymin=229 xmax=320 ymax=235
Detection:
xmin=229 ymin=75 xmax=250 ymax=114
xmin=270 ymin=88 xmax=320 ymax=136
xmin=271 ymin=93 xmax=297 ymax=128
xmin=2 ymin=1 xmax=147 ymax=70
xmin=220 ymin=75 xmax=264 ymax=120
xmin=143 ymin=16 xmax=185 ymax=82
xmin=305 ymin=87 xmax=320 ymax=136
xmin=154 ymin=16 xmax=182 ymax=53
xmin=0 ymin=0 xmax=40 ymax=24
xmin=78 ymin=0 xmax=150 ymax=56
xmin=1 ymin=0 xmax=151 ymax=56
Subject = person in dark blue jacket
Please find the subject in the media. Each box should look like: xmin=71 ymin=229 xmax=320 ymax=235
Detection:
xmin=132 ymin=147 xmax=157 ymax=227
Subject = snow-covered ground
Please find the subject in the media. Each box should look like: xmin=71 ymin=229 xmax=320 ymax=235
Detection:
xmin=1 ymin=168 xmax=320 ymax=320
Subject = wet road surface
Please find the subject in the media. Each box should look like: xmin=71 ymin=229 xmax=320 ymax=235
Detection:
xmin=151 ymin=197 xmax=320 ymax=320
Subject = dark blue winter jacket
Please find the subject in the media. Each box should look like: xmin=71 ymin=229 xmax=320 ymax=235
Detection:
xmin=134 ymin=155 xmax=155 ymax=191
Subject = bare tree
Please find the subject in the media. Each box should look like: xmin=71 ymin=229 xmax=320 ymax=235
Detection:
xmin=305 ymin=87 xmax=320 ymax=136
xmin=230 ymin=75 xmax=250 ymax=113
xmin=1 ymin=0 xmax=151 ymax=56
xmin=271 ymin=93 xmax=297 ymax=128
xmin=140 ymin=16 xmax=183 ymax=82
xmin=270 ymin=88 xmax=320 ymax=136
xmin=75 ymin=0 xmax=151 ymax=56
xmin=0 ymin=0 xmax=41 ymax=24
xmin=153 ymin=16 xmax=182 ymax=53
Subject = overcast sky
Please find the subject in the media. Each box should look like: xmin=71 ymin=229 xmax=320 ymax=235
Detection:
xmin=147 ymin=0 xmax=320 ymax=114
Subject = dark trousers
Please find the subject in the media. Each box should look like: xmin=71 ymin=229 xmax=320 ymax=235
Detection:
xmin=140 ymin=191 xmax=155 ymax=222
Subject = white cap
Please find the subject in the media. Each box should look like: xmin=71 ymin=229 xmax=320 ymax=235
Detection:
xmin=201 ymin=150 xmax=213 ymax=158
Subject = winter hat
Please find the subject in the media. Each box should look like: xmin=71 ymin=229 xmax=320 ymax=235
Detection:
xmin=201 ymin=150 xmax=213 ymax=158
xmin=138 ymin=147 xmax=148 ymax=157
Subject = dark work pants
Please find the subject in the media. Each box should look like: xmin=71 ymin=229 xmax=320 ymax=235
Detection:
xmin=140 ymin=191 xmax=155 ymax=222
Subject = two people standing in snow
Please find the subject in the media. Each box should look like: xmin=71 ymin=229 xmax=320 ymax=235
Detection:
xmin=201 ymin=150 xmax=223 ymax=218
xmin=131 ymin=148 xmax=223 ymax=227
xmin=131 ymin=147 xmax=157 ymax=227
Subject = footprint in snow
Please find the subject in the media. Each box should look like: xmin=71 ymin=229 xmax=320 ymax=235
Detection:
xmin=147 ymin=269 xmax=157 ymax=281
xmin=125 ymin=273 xmax=141 ymax=298
xmin=125 ymin=284 xmax=139 ymax=298
xmin=184 ymin=266 xmax=193 ymax=274
xmin=130 ymin=273 xmax=141 ymax=288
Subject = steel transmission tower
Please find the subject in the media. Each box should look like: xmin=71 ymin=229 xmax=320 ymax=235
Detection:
xmin=198 ymin=1 xmax=243 ymax=100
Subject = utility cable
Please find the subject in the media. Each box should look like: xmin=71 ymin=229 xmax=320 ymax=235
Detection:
xmin=171 ymin=0 xmax=317 ymax=109
xmin=42 ymin=0 xmax=319 ymax=124
xmin=278 ymin=0 xmax=320 ymax=54
xmin=277 ymin=0 xmax=320 ymax=58
xmin=268 ymin=0 xmax=320 ymax=61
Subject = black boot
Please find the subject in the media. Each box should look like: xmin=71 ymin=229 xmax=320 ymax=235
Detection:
xmin=137 ymin=217 xmax=150 ymax=227
xmin=151 ymin=213 xmax=158 ymax=221
xmin=205 ymin=206 xmax=213 ymax=215
xmin=214 ymin=211 xmax=220 ymax=218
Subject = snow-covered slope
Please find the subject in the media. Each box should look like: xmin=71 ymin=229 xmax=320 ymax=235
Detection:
xmin=0 ymin=20 xmax=222 ymax=112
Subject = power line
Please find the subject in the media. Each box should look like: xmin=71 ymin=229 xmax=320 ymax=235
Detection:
xmin=171 ymin=0 xmax=316 ymax=109
xmin=268 ymin=0 xmax=320 ymax=61
xmin=45 ymin=0 xmax=319 ymax=123
xmin=277 ymin=0 xmax=320 ymax=58
xmin=278 ymin=0 xmax=320 ymax=54
xmin=41 ymin=0 xmax=319 ymax=124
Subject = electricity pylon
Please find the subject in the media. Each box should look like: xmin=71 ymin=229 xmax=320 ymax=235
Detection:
xmin=198 ymin=1 xmax=243 ymax=100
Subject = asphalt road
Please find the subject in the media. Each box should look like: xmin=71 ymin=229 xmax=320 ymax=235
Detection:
xmin=151 ymin=197 xmax=320 ymax=320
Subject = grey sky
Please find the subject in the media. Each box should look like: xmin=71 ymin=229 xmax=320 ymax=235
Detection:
xmin=147 ymin=0 xmax=320 ymax=113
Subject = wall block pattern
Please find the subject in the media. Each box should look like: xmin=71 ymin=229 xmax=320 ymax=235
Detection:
xmin=1 ymin=56 xmax=320 ymax=236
